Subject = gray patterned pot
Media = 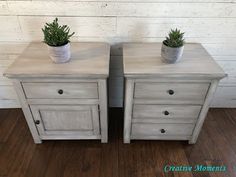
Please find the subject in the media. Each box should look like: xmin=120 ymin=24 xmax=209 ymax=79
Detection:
xmin=161 ymin=43 xmax=184 ymax=63
xmin=48 ymin=43 xmax=71 ymax=63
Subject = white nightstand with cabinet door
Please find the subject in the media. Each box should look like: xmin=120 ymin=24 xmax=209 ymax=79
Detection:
xmin=4 ymin=42 xmax=110 ymax=144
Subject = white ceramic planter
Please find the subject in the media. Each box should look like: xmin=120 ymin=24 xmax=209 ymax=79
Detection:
xmin=48 ymin=43 xmax=71 ymax=63
xmin=161 ymin=43 xmax=184 ymax=63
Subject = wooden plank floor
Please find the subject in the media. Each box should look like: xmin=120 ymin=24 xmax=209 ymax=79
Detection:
xmin=0 ymin=108 xmax=236 ymax=177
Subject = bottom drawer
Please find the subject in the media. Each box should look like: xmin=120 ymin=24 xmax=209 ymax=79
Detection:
xmin=131 ymin=123 xmax=195 ymax=136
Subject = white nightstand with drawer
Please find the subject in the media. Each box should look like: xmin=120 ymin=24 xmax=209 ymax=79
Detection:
xmin=4 ymin=42 xmax=110 ymax=144
xmin=123 ymin=43 xmax=226 ymax=144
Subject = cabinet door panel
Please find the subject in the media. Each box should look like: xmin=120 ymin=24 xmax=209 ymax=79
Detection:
xmin=30 ymin=105 xmax=100 ymax=138
xmin=40 ymin=110 xmax=93 ymax=131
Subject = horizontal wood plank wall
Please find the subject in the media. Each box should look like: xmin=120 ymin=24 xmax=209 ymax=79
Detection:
xmin=0 ymin=0 xmax=236 ymax=108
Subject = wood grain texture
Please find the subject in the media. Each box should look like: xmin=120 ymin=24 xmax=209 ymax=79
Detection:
xmin=0 ymin=42 xmax=234 ymax=108
xmin=211 ymin=86 xmax=236 ymax=108
xmin=0 ymin=99 xmax=20 ymax=108
xmin=30 ymin=105 xmax=100 ymax=137
xmin=5 ymin=1 xmax=236 ymax=17
xmin=131 ymin=123 xmax=195 ymax=136
xmin=123 ymin=43 xmax=225 ymax=144
xmin=12 ymin=80 xmax=42 ymax=143
xmin=22 ymin=82 xmax=98 ymax=99
xmin=123 ymin=79 xmax=134 ymax=143
xmin=117 ymin=18 xmax=236 ymax=39
xmin=0 ymin=16 xmax=22 ymax=41
xmin=1 ymin=0 xmax=236 ymax=108
xmin=123 ymin=43 xmax=226 ymax=78
xmin=134 ymin=82 xmax=209 ymax=104
xmin=216 ymin=60 xmax=236 ymax=86
xmin=18 ymin=16 xmax=117 ymax=40
xmin=190 ymin=80 xmax=219 ymax=144
xmin=0 ymin=108 xmax=236 ymax=177
xmin=4 ymin=42 xmax=110 ymax=143
xmin=98 ymin=79 xmax=109 ymax=143
xmin=4 ymin=42 xmax=110 ymax=79
xmin=133 ymin=104 xmax=201 ymax=119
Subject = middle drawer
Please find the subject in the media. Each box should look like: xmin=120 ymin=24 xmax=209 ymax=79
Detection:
xmin=22 ymin=82 xmax=98 ymax=99
xmin=133 ymin=104 xmax=201 ymax=123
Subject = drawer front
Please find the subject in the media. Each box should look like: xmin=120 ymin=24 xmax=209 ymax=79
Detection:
xmin=22 ymin=82 xmax=98 ymax=99
xmin=134 ymin=82 xmax=209 ymax=104
xmin=131 ymin=123 xmax=195 ymax=136
xmin=30 ymin=105 xmax=100 ymax=137
xmin=133 ymin=104 xmax=201 ymax=120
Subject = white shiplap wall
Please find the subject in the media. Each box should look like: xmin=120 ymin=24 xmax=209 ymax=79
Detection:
xmin=0 ymin=0 xmax=236 ymax=108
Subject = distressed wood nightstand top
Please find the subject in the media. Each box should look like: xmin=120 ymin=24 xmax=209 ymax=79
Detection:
xmin=123 ymin=43 xmax=226 ymax=79
xmin=4 ymin=42 xmax=110 ymax=79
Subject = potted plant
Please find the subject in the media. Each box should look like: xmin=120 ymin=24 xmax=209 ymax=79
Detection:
xmin=161 ymin=28 xmax=185 ymax=63
xmin=42 ymin=18 xmax=75 ymax=63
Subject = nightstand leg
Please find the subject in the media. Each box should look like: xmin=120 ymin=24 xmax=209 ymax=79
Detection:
xmin=124 ymin=139 xmax=131 ymax=144
xmin=124 ymin=79 xmax=134 ymax=144
xmin=13 ymin=81 xmax=42 ymax=144
xmin=98 ymin=79 xmax=108 ymax=143
xmin=34 ymin=139 xmax=42 ymax=144
xmin=188 ymin=140 xmax=196 ymax=144
xmin=190 ymin=80 xmax=219 ymax=145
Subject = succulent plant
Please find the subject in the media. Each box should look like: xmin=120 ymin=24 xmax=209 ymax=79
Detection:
xmin=163 ymin=28 xmax=185 ymax=48
xmin=42 ymin=18 xmax=75 ymax=47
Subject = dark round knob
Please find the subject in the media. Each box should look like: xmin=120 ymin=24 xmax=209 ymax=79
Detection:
xmin=164 ymin=111 xmax=169 ymax=115
xmin=58 ymin=89 xmax=63 ymax=95
xmin=160 ymin=129 xmax=166 ymax=134
xmin=35 ymin=120 xmax=40 ymax=125
xmin=168 ymin=89 xmax=174 ymax=95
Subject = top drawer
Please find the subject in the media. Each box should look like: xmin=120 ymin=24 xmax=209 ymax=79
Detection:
xmin=134 ymin=82 xmax=209 ymax=104
xmin=22 ymin=82 xmax=98 ymax=99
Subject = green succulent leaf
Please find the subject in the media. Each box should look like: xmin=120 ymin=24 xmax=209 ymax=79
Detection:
xmin=42 ymin=18 xmax=75 ymax=47
xmin=163 ymin=28 xmax=185 ymax=48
